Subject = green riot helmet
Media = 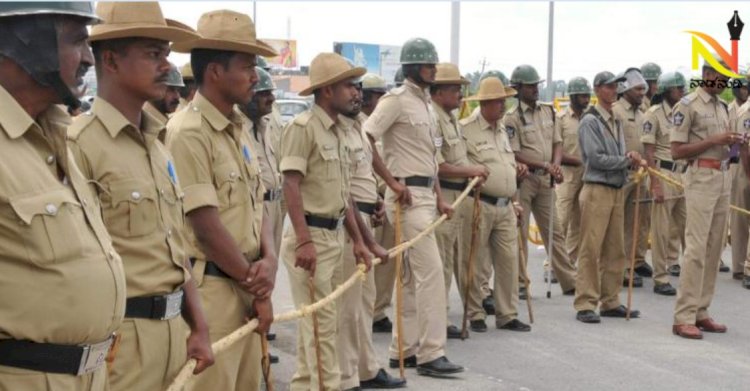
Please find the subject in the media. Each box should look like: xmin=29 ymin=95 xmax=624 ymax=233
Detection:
xmin=400 ymin=37 xmax=438 ymax=65
xmin=656 ymin=71 xmax=687 ymax=94
xmin=0 ymin=2 xmax=100 ymax=109
xmin=510 ymin=64 xmax=544 ymax=85
xmin=256 ymin=56 xmax=271 ymax=71
xmin=254 ymin=66 xmax=275 ymax=92
xmin=394 ymin=67 xmax=405 ymax=86
xmin=567 ymin=76 xmax=592 ymax=95
xmin=481 ymin=70 xmax=509 ymax=86
xmin=165 ymin=63 xmax=185 ymax=88
xmin=640 ymin=62 xmax=662 ymax=81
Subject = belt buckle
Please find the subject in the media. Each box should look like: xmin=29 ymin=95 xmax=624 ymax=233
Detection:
xmin=161 ymin=290 xmax=184 ymax=320
xmin=336 ymin=217 xmax=344 ymax=230
xmin=76 ymin=335 xmax=113 ymax=375
xmin=496 ymin=198 xmax=508 ymax=207
xmin=425 ymin=177 xmax=435 ymax=188
xmin=720 ymin=160 xmax=729 ymax=171
xmin=273 ymin=188 xmax=282 ymax=200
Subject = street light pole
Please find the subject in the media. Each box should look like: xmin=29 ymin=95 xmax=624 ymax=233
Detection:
xmin=546 ymin=1 xmax=555 ymax=101
xmin=451 ymin=1 xmax=460 ymax=65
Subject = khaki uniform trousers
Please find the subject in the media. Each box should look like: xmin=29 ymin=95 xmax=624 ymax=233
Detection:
xmin=373 ymin=219 xmax=396 ymax=322
xmin=556 ymin=166 xmax=584 ymax=262
xmin=674 ymin=166 xmax=731 ymax=325
xmin=465 ymin=200 xmax=519 ymax=326
xmin=518 ymin=174 xmax=576 ymax=292
xmin=622 ymin=177 xmax=651 ymax=270
xmin=650 ymin=168 xmax=687 ymax=285
xmin=385 ymin=186 xmax=446 ymax=364
xmin=434 ymin=187 xmax=474 ymax=323
xmin=730 ymin=164 xmax=750 ymax=276
xmin=0 ymin=365 xmax=108 ymax=391
xmin=336 ymin=212 xmax=381 ymax=389
xmin=282 ymin=225 xmax=344 ymax=391
xmin=264 ymin=199 xmax=283 ymax=256
xmin=110 ymin=317 xmax=188 ymax=391
xmin=574 ymin=184 xmax=626 ymax=312
xmin=187 ymin=276 xmax=261 ymax=391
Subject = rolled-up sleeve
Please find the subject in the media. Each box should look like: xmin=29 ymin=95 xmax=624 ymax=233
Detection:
xmin=364 ymin=95 xmax=400 ymax=140
xmin=168 ymin=128 xmax=219 ymax=213
xmin=279 ymin=122 xmax=312 ymax=175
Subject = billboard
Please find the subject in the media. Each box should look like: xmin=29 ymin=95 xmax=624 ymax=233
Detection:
xmin=263 ymin=39 xmax=298 ymax=68
xmin=334 ymin=42 xmax=402 ymax=84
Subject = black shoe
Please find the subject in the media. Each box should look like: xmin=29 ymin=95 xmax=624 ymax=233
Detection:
xmin=389 ymin=355 xmax=416 ymax=369
xmin=482 ymin=296 xmax=496 ymax=315
xmin=600 ymin=305 xmax=640 ymax=318
xmin=416 ymin=356 xmax=464 ymax=377
xmin=563 ymin=288 xmax=575 ymax=296
xmin=469 ymin=319 xmax=487 ymax=333
xmin=634 ymin=263 xmax=653 ymax=277
xmin=623 ymin=273 xmax=643 ymax=288
xmin=373 ymin=317 xmax=393 ymax=333
xmin=446 ymin=325 xmax=462 ymax=339
xmin=360 ymin=368 xmax=407 ymax=389
xmin=668 ymin=264 xmax=681 ymax=277
xmin=266 ymin=332 xmax=276 ymax=341
xmin=343 ymin=387 xmax=362 ymax=391
xmin=518 ymin=286 xmax=528 ymax=300
xmin=743 ymin=276 xmax=750 ymax=290
xmin=497 ymin=318 xmax=531 ymax=332
xmin=733 ymin=272 xmax=744 ymax=281
xmin=576 ymin=310 xmax=600 ymax=323
xmin=719 ymin=260 xmax=730 ymax=273
xmin=653 ymin=283 xmax=677 ymax=296
xmin=269 ymin=353 xmax=279 ymax=364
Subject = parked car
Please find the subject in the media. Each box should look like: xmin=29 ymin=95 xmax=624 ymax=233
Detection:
xmin=276 ymin=99 xmax=311 ymax=124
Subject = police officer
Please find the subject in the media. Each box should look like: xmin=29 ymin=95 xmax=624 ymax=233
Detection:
xmin=336 ymin=78 xmax=406 ymax=390
xmin=729 ymin=77 xmax=750 ymax=280
xmin=167 ymin=10 xmax=278 ymax=390
xmin=365 ymin=37 xmax=464 ymax=377
xmin=642 ymin=71 xmax=688 ymax=296
xmin=0 ymin=3 xmax=125 ymax=390
xmin=144 ymin=63 xmax=184 ymax=128
xmin=555 ymin=77 xmax=591 ymax=265
xmin=462 ymin=77 xmax=531 ymax=332
xmin=640 ymin=62 xmax=662 ymax=111
xmin=66 ymin=4 xmax=213 ymax=390
xmin=176 ymin=63 xmax=196 ymax=112
xmin=280 ymin=52 xmax=383 ymax=391
xmin=503 ymin=64 xmax=577 ymax=297
xmin=431 ymin=63 xmax=488 ymax=336
xmin=671 ymin=60 xmax=738 ymax=339
xmin=575 ymin=71 xmax=644 ymax=324
xmin=613 ymin=68 xmax=652 ymax=286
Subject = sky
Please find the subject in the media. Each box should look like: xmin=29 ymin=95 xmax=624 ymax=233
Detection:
xmin=158 ymin=1 xmax=750 ymax=84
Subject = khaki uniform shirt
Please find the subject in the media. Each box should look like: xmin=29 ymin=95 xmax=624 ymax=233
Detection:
xmin=364 ymin=79 xmax=439 ymax=178
xmin=640 ymin=95 xmax=652 ymax=113
xmin=0 ymin=86 xmax=125 ymax=344
xmin=166 ymin=92 xmax=265 ymax=261
xmin=433 ymin=102 xmax=471 ymax=184
xmin=555 ymin=106 xmax=584 ymax=160
xmin=613 ymin=97 xmax=645 ymax=156
xmin=244 ymin=114 xmax=281 ymax=194
xmin=502 ymin=101 xmax=560 ymax=162
xmin=267 ymin=104 xmax=285 ymax=159
xmin=143 ymin=102 xmax=169 ymax=126
xmin=340 ymin=113 xmax=378 ymax=204
xmin=68 ymin=98 xmax=189 ymax=298
xmin=728 ymin=100 xmax=742 ymax=132
xmin=736 ymin=101 xmax=750 ymax=135
xmin=670 ymin=88 xmax=730 ymax=160
xmin=641 ymin=101 xmax=677 ymax=162
xmin=279 ymin=104 xmax=350 ymax=218
xmin=461 ymin=111 xmax=517 ymax=198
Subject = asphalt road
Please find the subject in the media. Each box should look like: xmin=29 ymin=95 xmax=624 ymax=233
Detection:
xmin=264 ymin=243 xmax=749 ymax=391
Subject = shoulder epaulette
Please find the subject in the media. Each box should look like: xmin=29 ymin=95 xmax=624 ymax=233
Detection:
xmin=292 ymin=109 xmax=314 ymax=126
xmin=389 ymin=85 xmax=406 ymax=96
xmin=680 ymin=93 xmax=698 ymax=106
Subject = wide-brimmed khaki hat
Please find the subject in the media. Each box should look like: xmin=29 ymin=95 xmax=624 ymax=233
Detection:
xmin=181 ymin=63 xmax=194 ymax=80
xmin=299 ymin=53 xmax=367 ymax=96
xmin=171 ymin=10 xmax=277 ymax=57
xmin=464 ymin=77 xmax=517 ymax=101
xmin=89 ymin=2 xmax=198 ymax=43
xmin=434 ymin=63 xmax=470 ymax=85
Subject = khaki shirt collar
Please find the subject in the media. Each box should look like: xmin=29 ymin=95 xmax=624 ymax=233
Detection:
xmin=478 ymin=112 xmax=499 ymax=132
xmin=617 ymin=96 xmax=637 ymax=112
xmin=520 ymin=100 xmax=540 ymax=113
xmin=92 ymin=97 xmax=164 ymax=145
xmin=193 ymin=91 xmax=237 ymax=132
xmin=0 ymin=84 xmax=39 ymax=140
xmin=431 ymin=102 xmax=454 ymax=125
xmin=404 ymin=79 xmax=430 ymax=103
xmin=595 ymin=103 xmax=613 ymax=123
xmin=337 ymin=113 xmax=356 ymax=131
xmin=566 ymin=105 xmax=583 ymax=119
xmin=311 ymin=104 xmax=336 ymax=131
xmin=143 ymin=101 xmax=169 ymax=124
xmin=697 ymin=87 xmax=715 ymax=104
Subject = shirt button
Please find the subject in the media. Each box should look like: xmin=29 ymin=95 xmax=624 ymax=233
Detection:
xmin=167 ymin=229 xmax=173 ymax=238
xmin=108 ymin=250 xmax=116 ymax=260
xmin=46 ymin=155 xmax=55 ymax=165
xmin=131 ymin=191 xmax=141 ymax=200
xmin=81 ymin=198 xmax=88 ymax=207
xmin=45 ymin=204 xmax=58 ymax=215
xmin=160 ymin=189 xmax=165 ymax=196
xmin=230 ymin=172 xmax=237 ymax=179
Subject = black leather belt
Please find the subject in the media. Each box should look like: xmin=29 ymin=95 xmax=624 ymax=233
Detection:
xmin=356 ymin=202 xmax=377 ymax=215
xmin=584 ymin=181 xmax=623 ymax=190
xmin=439 ymin=179 xmax=466 ymax=191
xmin=0 ymin=335 xmax=115 ymax=375
xmin=477 ymin=193 xmax=511 ymax=207
xmin=305 ymin=214 xmax=344 ymax=231
xmin=264 ymin=188 xmax=282 ymax=201
xmin=401 ymin=176 xmax=435 ymax=188
xmin=190 ymin=258 xmax=232 ymax=279
xmin=125 ymin=290 xmax=184 ymax=320
xmin=658 ymin=160 xmax=687 ymax=173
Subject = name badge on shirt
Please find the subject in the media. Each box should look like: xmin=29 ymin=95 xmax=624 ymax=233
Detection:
xmin=434 ymin=136 xmax=443 ymax=147
xmin=167 ymin=160 xmax=178 ymax=185
xmin=243 ymin=145 xmax=253 ymax=163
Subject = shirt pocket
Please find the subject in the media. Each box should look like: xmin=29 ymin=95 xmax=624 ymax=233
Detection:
xmin=442 ymin=136 xmax=461 ymax=162
xmin=348 ymin=147 xmax=367 ymax=174
xmin=9 ymin=188 xmax=86 ymax=265
xmin=476 ymin=142 xmax=498 ymax=163
xmin=319 ymin=144 xmax=342 ymax=180
xmin=214 ymin=162 xmax=249 ymax=207
xmin=106 ymin=177 xmax=159 ymax=238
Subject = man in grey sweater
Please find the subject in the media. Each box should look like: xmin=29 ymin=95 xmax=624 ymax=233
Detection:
xmin=574 ymin=71 xmax=647 ymax=323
